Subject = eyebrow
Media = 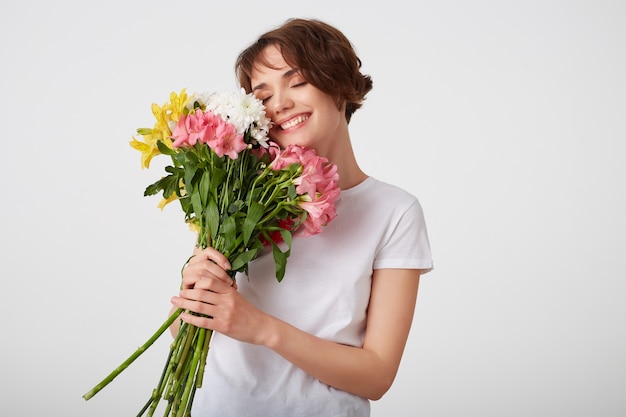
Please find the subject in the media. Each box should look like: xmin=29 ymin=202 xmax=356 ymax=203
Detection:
xmin=252 ymin=68 xmax=301 ymax=92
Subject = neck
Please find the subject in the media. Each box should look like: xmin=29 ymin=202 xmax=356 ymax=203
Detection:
xmin=338 ymin=165 xmax=368 ymax=190
xmin=327 ymin=136 xmax=367 ymax=190
xmin=315 ymin=118 xmax=367 ymax=189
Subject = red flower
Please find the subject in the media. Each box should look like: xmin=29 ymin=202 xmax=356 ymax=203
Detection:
xmin=261 ymin=218 xmax=296 ymax=246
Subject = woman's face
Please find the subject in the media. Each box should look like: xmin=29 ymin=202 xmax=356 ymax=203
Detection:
xmin=249 ymin=44 xmax=345 ymax=155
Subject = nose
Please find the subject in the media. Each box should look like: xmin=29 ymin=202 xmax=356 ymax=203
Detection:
xmin=271 ymin=89 xmax=294 ymax=115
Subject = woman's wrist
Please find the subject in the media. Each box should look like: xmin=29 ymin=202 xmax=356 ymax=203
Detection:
xmin=258 ymin=315 xmax=285 ymax=349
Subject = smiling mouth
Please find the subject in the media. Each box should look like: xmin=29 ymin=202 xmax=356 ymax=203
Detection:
xmin=280 ymin=115 xmax=309 ymax=130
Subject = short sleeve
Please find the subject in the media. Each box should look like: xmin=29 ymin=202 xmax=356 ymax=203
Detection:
xmin=373 ymin=198 xmax=433 ymax=273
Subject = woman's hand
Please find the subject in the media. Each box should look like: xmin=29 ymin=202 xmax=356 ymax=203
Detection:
xmin=170 ymin=246 xmax=272 ymax=346
xmin=179 ymin=246 xmax=234 ymax=290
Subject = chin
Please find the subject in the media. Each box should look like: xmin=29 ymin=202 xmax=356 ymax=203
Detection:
xmin=271 ymin=135 xmax=300 ymax=149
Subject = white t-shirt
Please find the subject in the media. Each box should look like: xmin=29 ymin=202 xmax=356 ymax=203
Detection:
xmin=191 ymin=176 xmax=433 ymax=417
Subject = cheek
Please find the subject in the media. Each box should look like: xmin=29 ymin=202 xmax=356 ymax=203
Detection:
xmin=321 ymin=107 xmax=344 ymax=131
xmin=267 ymin=127 xmax=286 ymax=147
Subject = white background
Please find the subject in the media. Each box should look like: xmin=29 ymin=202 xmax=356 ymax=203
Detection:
xmin=1 ymin=1 xmax=624 ymax=416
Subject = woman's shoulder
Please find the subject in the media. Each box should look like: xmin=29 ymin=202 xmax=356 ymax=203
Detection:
xmin=343 ymin=176 xmax=419 ymax=205
xmin=337 ymin=177 xmax=426 ymax=224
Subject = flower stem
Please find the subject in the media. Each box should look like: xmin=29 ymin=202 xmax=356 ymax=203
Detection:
xmin=136 ymin=346 xmax=176 ymax=416
xmin=195 ymin=328 xmax=212 ymax=388
xmin=82 ymin=308 xmax=184 ymax=401
xmin=175 ymin=327 xmax=206 ymax=417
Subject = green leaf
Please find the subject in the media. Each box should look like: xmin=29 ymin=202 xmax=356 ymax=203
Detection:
xmin=209 ymin=168 xmax=227 ymax=194
xmin=190 ymin=190 xmax=202 ymax=219
xmin=287 ymin=184 xmax=296 ymax=200
xmin=205 ymin=196 xmax=219 ymax=241
xmin=230 ymin=248 xmax=260 ymax=272
xmin=179 ymin=197 xmax=192 ymax=218
xmin=228 ymin=200 xmax=244 ymax=215
xmin=221 ymin=215 xmax=236 ymax=252
xmin=161 ymin=173 xmax=181 ymax=198
xmin=259 ymin=229 xmax=293 ymax=283
xmin=279 ymin=228 xmax=293 ymax=252
xmin=184 ymin=163 xmax=199 ymax=194
xmin=185 ymin=150 xmax=199 ymax=165
xmin=243 ymin=201 xmax=265 ymax=246
xmin=272 ymin=248 xmax=287 ymax=282
xmin=199 ymin=171 xmax=211 ymax=206
xmin=156 ymin=140 xmax=176 ymax=156
xmin=144 ymin=181 xmax=164 ymax=197
xmin=144 ymin=174 xmax=177 ymax=197
xmin=273 ymin=229 xmax=293 ymax=282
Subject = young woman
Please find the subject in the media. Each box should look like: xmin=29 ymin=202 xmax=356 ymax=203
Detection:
xmin=169 ymin=18 xmax=433 ymax=417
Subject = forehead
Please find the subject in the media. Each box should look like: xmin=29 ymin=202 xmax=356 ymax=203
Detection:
xmin=260 ymin=44 xmax=287 ymax=66
xmin=250 ymin=45 xmax=290 ymax=80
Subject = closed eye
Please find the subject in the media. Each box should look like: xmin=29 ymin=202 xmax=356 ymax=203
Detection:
xmin=254 ymin=91 xmax=271 ymax=104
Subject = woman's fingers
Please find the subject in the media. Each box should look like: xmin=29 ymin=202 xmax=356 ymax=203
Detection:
xmin=183 ymin=247 xmax=233 ymax=287
xmin=183 ymin=261 xmax=229 ymax=286
xmin=173 ymin=290 xmax=219 ymax=316
xmin=171 ymin=280 xmax=232 ymax=320
xmin=192 ymin=246 xmax=231 ymax=270
xmin=190 ymin=275 xmax=232 ymax=293
xmin=177 ymin=312 xmax=214 ymax=330
xmin=170 ymin=278 xmax=266 ymax=345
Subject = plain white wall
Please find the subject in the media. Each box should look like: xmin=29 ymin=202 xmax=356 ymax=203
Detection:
xmin=1 ymin=1 xmax=624 ymax=416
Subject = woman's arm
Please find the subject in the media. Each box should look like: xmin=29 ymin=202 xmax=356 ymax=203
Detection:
xmin=171 ymin=252 xmax=421 ymax=400
xmin=263 ymin=268 xmax=420 ymax=400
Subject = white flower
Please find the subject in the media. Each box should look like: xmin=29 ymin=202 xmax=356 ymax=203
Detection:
xmin=187 ymin=92 xmax=211 ymax=109
xmin=198 ymin=89 xmax=272 ymax=148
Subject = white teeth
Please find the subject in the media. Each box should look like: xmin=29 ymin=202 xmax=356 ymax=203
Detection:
xmin=281 ymin=115 xmax=308 ymax=130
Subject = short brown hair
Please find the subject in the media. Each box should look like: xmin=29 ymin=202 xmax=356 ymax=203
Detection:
xmin=235 ymin=18 xmax=373 ymax=123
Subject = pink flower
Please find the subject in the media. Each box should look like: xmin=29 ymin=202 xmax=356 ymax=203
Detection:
xmin=250 ymin=143 xmax=271 ymax=160
xmin=268 ymin=144 xmax=303 ymax=170
xmin=171 ymin=110 xmax=248 ymax=160
xmin=294 ymin=148 xmax=338 ymax=199
xmin=269 ymin=145 xmax=339 ymax=197
xmin=171 ymin=109 xmax=219 ymax=148
xmin=266 ymin=143 xmax=340 ymax=236
xmin=297 ymin=180 xmax=340 ymax=236
xmin=206 ymin=119 xmax=247 ymax=159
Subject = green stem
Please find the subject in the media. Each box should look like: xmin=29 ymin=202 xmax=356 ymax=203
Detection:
xmin=142 ymin=320 xmax=189 ymax=417
xmin=175 ymin=327 xmax=206 ymax=417
xmin=195 ymin=329 xmax=212 ymax=388
xmin=82 ymin=308 xmax=184 ymax=401
xmin=136 ymin=346 xmax=176 ymax=416
xmin=184 ymin=385 xmax=197 ymax=417
xmin=170 ymin=324 xmax=196 ymax=392
xmin=258 ymin=200 xmax=300 ymax=227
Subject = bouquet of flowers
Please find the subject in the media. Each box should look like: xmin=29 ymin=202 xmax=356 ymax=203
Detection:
xmin=82 ymin=88 xmax=340 ymax=416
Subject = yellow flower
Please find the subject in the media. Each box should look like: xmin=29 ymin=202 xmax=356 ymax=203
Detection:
xmin=163 ymin=89 xmax=190 ymax=124
xmin=157 ymin=178 xmax=186 ymax=209
xmin=151 ymin=103 xmax=174 ymax=148
xmin=157 ymin=192 xmax=180 ymax=210
xmin=129 ymin=134 xmax=161 ymax=169
xmin=187 ymin=219 xmax=200 ymax=233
